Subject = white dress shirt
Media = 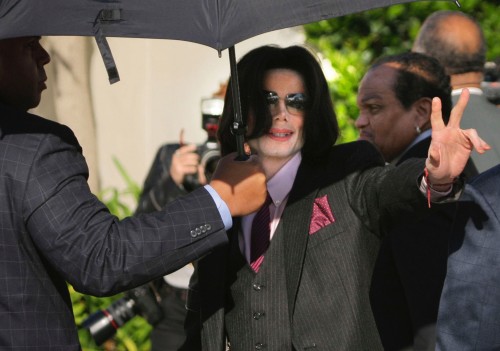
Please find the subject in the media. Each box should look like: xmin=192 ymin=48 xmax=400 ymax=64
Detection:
xmin=240 ymin=152 xmax=302 ymax=263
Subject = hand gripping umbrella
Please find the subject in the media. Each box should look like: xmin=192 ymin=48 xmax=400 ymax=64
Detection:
xmin=0 ymin=0 xmax=460 ymax=158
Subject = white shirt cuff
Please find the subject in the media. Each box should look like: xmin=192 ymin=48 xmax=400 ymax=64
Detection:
xmin=204 ymin=185 xmax=233 ymax=230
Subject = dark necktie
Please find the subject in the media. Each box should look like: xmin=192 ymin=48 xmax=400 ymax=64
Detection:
xmin=250 ymin=193 xmax=273 ymax=272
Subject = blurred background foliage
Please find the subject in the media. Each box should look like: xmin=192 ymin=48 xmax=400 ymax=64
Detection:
xmin=72 ymin=2 xmax=500 ymax=349
xmin=304 ymin=0 xmax=500 ymax=143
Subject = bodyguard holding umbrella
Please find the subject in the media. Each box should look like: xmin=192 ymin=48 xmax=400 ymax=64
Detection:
xmin=0 ymin=36 xmax=266 ymax=350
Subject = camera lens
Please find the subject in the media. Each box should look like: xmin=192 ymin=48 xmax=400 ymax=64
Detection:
xmin=83 ymin=298 xmax=136 ymax=345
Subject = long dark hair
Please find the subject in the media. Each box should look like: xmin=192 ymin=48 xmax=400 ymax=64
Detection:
xmin=217 ymin=45 xmax=339 ymax=164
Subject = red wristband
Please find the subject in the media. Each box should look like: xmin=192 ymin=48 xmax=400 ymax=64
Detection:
xmin=424 ymin=167 xmax=431 ymax=208
xmin=424 ymin=167 xmax=455 ymax=208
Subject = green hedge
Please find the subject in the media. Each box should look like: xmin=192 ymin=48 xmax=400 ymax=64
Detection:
xmin=304 ymin=0 xmax=500 ymax=144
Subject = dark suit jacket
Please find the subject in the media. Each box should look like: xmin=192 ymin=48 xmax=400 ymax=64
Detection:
xmin=135 ymin=143 xmax=192 ymax=215
xmin=183 ymin=141 xmax=440 ymax=351
xmin=436 ymin=164 xmax=500 ymax=351
xmin=456 ymin=92 xmax=500 ymax=173
xmin=369 ymin=137 xmax=477 ymax=351
xmin=0 ymin=104 xmax=227 ymax=350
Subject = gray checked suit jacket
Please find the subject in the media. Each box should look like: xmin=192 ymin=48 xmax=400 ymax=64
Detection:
xmin=182 ymin=141 xmax=439 ymax=351
xmin=456 ymin=92 xmax=500 ymax=173
xmin=0 ymin=103 xmax=227 ymax=350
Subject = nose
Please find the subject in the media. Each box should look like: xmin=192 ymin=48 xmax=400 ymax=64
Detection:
xmin=355 ymin=113 xmax=368 ymax=130
xmin=37 ymin=43 xmax=51 ymax=66
xmin=273 ymin=100 xmax=288 ymax=120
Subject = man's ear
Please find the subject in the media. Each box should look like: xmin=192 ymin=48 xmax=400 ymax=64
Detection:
xmin=414 ymin=97 xmax=432 ymax=128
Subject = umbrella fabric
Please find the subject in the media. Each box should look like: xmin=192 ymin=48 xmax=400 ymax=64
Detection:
xmin=0 ymin=0 xmax=457 ymax=156
xmin=0 ymin=0 xmax=454 ymax=51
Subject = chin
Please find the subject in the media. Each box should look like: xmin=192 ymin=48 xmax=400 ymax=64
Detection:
xmin=270 ymin=146 xmax=301 ymax=159
xmin=25 ymin=99 xmax=41 ymax=112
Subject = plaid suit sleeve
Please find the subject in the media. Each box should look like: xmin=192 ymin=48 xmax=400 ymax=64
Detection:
xmin=24 ymin=124 xmax=227 ymax=296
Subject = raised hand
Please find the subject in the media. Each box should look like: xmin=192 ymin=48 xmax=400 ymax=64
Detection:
xmin=170 ymin=144 xmax=202 ymax=186
xmin=426 ymin=88 xmax=490 ymax=185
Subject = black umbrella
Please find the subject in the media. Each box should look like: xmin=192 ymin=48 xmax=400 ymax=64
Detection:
xmin=0 ymin=0 xmax=460 ymax=157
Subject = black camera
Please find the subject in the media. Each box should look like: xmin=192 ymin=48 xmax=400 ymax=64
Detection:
xmin=82 ymin=283 xmax=163 ymax=346
xmin=184 ymin=97 xmax=223 ymax=189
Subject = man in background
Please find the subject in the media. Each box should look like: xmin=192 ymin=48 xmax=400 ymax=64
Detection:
xmin=356 ymin=51 xmax=476 ymax=351
xmin=134 ymin=93 xmax=224 ymax=351
xmin=413 ymin=10 xmax=500 ymax=173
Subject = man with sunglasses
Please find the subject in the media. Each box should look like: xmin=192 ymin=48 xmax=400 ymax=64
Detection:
xmin=181 ymin=45 xmax=489 ymax=350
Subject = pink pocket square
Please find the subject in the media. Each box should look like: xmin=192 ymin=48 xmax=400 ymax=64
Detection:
xmin=309 ymin=195 xmax=335 ymax=235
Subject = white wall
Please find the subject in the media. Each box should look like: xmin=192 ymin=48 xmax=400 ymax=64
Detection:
xmin=90 ymin=27 xmax=305 ymax=192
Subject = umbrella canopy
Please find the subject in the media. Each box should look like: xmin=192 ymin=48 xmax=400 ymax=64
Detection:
xmin=0 ymin=0 xmax=458 ymax=158
xmin=0 ymin=0 xmax=457 ymax=52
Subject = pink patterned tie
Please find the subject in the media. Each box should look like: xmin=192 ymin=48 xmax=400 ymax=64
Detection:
xmin=250 ymin=193 xmax=273 ymax=272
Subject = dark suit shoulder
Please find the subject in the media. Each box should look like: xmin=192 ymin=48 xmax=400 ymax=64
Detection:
xmin=145 ymin=143 xmax=181 ymax=180
xmin=152 ymin=143 xmax=181 ymax=163
xmin=326 ymin=140 xmax=385 ymax=173
xmin=135 ymin=143 xmax=185 ymax=214
xmin=398 ymin=137 xmax=431 ymax=163
xmin=295 ymin=141 xmax=385 ymax=191
xmin=0 ymin=104 xmax=80 ymax=151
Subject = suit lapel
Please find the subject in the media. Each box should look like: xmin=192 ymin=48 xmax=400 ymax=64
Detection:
xmin=281 ymin=160 xmax=324 ymax=317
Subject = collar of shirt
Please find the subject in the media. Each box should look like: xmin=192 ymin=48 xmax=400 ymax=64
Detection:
xmin=452 ymin=87 xmax=483 ymax=96
xmin=240 ymin=152 xmax=302 ymax=262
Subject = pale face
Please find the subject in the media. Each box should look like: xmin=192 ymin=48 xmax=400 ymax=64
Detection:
xmin=247 ymin=69 xmax=306 ymax=176
xmin=355 ymin=64 xmax=423 ymax=162
xmin=0 ymin=37 xmax=50 ymax=111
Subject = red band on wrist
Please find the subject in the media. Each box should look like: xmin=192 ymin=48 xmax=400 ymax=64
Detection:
xmin=424 ymin=167 xmax=431 ymax=208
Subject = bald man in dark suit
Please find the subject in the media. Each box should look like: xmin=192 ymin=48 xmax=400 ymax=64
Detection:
xmin=413 ymin=10 xmax=500 ymax=173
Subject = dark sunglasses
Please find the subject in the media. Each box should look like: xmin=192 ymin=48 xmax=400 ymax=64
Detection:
xmin=263 ymin=90 xmax=308 ymax=116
